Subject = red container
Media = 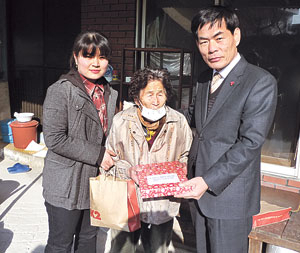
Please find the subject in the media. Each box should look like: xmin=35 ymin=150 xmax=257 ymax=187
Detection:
xmin=10 ymin=120 xmax=39 ymax=149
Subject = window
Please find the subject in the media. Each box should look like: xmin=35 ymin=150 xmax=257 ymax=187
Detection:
xmin=237 ymin=7 xmax=300 ymax=170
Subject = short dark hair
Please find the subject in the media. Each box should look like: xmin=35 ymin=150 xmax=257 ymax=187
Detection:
xmin=191 ymin=6 xmax=239 ymax=41
xmin=129 ymin=67 xmax=173 ymax=101
xmin=69 ymin=31 xmax=111 ymax=69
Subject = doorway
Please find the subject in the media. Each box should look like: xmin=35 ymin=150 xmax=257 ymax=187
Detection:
xmin=6 ymin=0 xmax=81 ymax=123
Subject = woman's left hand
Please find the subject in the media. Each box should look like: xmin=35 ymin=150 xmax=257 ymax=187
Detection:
xmin=129 ymin=166 xmax=140 ymax=184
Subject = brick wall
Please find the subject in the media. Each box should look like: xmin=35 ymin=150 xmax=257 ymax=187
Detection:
xmin=81 ymin=0 xmax=136 ymax=75
xmin=261 ymin=173 xmax=300 ymax=194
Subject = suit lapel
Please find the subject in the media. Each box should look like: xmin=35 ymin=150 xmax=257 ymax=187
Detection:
xmin=193 ymin=69 xmax=212 ymax=130
xmin=203 ymin=56 xmax=247 ymax=127
xmin=201 ymin=82 xmax=210 ymax=126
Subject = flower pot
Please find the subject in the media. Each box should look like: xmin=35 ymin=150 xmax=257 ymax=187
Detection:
xmin=10 ymin=120 xmax=39 ymax=149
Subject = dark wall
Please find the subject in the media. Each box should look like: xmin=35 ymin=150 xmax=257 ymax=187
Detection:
xmin=7 ymin=0 xmax=81 ymax=121
xmin=0 ymin=0 xmax=8 ymax=81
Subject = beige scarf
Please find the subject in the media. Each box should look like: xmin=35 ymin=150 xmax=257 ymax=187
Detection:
xmin=137 ymin=107 xmax=166 ymax=141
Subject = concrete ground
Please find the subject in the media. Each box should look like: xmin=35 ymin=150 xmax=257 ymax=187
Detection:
xmin=0 ymin=158 xmax=46 ymax=253
xmin=0 ymin=142 xmax=196 ymax=253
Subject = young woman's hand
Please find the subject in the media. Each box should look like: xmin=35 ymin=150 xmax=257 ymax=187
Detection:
xmin=100 ymin=149 xmax=116 ymax=170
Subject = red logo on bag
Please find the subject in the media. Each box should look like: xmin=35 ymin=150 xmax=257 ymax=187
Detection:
xmin=91 ymin=210 xmax=101 ymax=220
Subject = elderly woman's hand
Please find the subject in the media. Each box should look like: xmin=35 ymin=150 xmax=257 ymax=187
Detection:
xmin=129 ymin=166 xmax=140 ymax=184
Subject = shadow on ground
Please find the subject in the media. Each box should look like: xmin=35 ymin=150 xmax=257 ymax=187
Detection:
xmin=0 ymin=179 xmax=21 ymax=205
xmin=0 ymin=221 xmax=13 ymax=252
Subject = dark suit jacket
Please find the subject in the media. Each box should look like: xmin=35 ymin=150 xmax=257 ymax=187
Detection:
xmin=185 ymin=56 xmax=277 ymax=219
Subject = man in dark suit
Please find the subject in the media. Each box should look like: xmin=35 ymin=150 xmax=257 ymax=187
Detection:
xmin=175 ymin=6 xmax=277 ymax=253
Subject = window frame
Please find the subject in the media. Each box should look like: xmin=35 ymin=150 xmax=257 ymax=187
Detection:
xmin=262 ymin=134 xmax=300 ymax=179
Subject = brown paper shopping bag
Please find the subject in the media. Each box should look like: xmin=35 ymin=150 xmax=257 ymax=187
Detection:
xmin=89 ymin=174 xmax=140 ymax=232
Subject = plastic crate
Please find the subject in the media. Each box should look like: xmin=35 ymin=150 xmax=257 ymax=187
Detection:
xmin=2 ymin=134 xmax=14 ymax=143
xmin=0 ymin=119 xmax=16 ymax=136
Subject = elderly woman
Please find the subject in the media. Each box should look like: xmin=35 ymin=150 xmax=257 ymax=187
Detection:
xmin=42 ymin=31 xmax=118 ymax=252
xmin=104 ymin=67 xmax=193 ymax=253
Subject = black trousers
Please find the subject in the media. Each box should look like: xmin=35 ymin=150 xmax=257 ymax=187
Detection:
xmin=194 ymin=201 xmax=253 ymax=253
xmin=110 ymin=219 xmax=174 ymax=253
xmin=44 ymin=201 xmax=97 ymax=253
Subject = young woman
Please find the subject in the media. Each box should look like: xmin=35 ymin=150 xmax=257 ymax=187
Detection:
xmin=42 ymin=31 xmax=118 ymax=252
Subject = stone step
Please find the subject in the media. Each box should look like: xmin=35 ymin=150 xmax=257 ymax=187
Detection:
xmin=2 ymin=143 xmax=45 ymax=167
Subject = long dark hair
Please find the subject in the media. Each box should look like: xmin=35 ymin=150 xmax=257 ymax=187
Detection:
xmin=69 ymin=31 xmax=111 ymax=69
xmin=129 ymin=67 xmax=173 ymax=101
xmin=191 ymin=6 xmax=239 ymax=41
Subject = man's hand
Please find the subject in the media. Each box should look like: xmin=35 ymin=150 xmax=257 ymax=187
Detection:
xmin=100 ymin=149 xmax=116 ymax=170
xmin=174 ymin=177 xmax=209 ymax=200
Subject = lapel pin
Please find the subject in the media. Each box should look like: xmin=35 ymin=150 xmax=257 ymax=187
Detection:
xmin=230 ymin=81 xmax=235 ymax=86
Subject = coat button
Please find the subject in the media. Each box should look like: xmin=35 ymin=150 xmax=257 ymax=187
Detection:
xmin=199 ymin=134 xmax=204 ymax=141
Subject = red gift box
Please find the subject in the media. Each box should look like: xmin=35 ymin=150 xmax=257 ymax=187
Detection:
xmin=135 ymin=161 xmax=191 ymax=199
